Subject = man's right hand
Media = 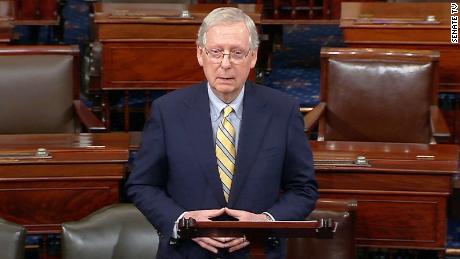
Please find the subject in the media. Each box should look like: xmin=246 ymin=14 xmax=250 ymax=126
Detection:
xmin=183 ymin=208 xmax=234 ymax=254
xmin=183 ymin=208 xmax=225 ymax=221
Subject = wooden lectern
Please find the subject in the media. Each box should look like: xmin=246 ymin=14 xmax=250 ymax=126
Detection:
xmin=178 ymin=218 xmax=336 ymax=259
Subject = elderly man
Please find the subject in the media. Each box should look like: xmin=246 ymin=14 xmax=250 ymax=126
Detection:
xmin=126 ymin=7 xmax=318 ymax=259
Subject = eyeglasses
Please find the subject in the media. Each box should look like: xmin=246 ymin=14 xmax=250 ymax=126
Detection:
xmin=202 ymin=47 xmax=251 ymax=65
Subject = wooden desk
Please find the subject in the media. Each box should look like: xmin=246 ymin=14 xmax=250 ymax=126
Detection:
xmin=0 ymin=133 xmax=130 ymax=234
xmin=10 ymin=0 xmax=62 ymax=42
xmin=340 ymin=3 xmax=459 ymax=93
xmin=312 ymin=140 xmax=459 ymax=251
xmin=13 ymin=0 xmax=59 ymax=25
xmin=92 ymin=3 xmax=262 ymax=131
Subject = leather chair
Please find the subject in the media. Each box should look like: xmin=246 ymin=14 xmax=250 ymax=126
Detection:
xmin=305 ymin=47 xmax=450 ymax=143
xmin=287 ymin=199 xmax=357 ymax=259
xmin=61 ymin=203 xmax=159 ymax=259
xmin=0 ymin=217 xmax=26 ymax=259
xmin=0 ymin=45 xmax=106 ymax=134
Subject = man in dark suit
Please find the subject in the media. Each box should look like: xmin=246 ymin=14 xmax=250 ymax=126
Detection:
xmin=125 ymin=7 xmax=318 ymax=259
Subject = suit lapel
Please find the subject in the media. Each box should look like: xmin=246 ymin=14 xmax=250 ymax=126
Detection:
xmin=228 ymin=82 xmax=272 ymax=207
xmin=182 ymin=83 xmax=226 ymax=206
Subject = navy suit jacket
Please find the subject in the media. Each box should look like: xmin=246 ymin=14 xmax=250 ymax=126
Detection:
xmin=126 ymin=81 xmax=318 ymax=259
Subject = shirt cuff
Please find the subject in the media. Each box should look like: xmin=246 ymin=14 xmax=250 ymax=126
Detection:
xmin=262 ymin=212 xmax=275 ymax=221
xmin=172 ymin=212 xmax=187 ymax=238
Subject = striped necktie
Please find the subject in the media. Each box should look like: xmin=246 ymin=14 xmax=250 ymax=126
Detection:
xmin=216 ymin=106 xmax=236 ymax=202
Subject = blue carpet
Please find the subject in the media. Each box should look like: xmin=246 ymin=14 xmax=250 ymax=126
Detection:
xmin=264 ymin=24 xmax=345 ymax=108
xmin=13 ymin=0 xmax=90 ymax=45
xmin=448 ymin=219 xmax=460 ymax=249
xmin=62 ymin=0 xmax=91 ymax=45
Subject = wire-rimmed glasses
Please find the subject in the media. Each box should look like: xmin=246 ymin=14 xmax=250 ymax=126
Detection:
xmin=202 ymin=47 xmax=251 ymax=64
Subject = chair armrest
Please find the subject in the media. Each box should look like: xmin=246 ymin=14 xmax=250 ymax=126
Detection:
xmin=289 ymin=198 xmax=357 ymax=259
xmin=301 ymin=102 xmax=326 ymax=134
xmin=430 ymin=105 xmax=450 ymax=143
xmin=73 ymin=100 xmax=107 ymax=132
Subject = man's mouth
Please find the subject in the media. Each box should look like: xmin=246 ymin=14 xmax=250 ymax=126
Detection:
xmin=218 ymin=76 xmax=234 ymax=81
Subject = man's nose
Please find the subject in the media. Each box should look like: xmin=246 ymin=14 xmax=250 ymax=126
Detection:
xmin=220 ymin=54 xmax=232 ymax=68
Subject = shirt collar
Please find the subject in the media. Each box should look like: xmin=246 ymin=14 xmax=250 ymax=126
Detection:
xmin=207 ymin=83 xmax=244 ymax=122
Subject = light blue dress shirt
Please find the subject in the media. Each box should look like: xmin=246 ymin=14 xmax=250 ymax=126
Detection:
xmin=207 ymin=83 xmax=244 ymax=149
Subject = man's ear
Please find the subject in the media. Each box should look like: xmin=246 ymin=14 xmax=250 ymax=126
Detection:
xmin=197 ymin=46 xmax=204 ymax=67
xmin=249 ymin=48 xmax=258 ymax=69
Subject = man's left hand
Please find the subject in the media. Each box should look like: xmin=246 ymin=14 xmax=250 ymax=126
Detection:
xmin=224 ymin=208 xmax=270 ymax=222
xmin=222 ymin=208 xmax=272 ymax=253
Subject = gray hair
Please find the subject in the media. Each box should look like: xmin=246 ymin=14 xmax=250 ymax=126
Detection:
xmin=197 ymin=7 xmax=259 ymax=50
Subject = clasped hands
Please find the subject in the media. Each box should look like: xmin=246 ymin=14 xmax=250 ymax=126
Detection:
xmin=183 ymin=207 xmax=269 ymax=254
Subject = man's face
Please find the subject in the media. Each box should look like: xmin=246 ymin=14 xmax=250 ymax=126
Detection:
xmin=197 ymin=22 xmax=258 ymax=102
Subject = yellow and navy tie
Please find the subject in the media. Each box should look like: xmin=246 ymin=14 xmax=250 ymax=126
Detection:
xmin=216 ymin=106 xmax=236 ymax=202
